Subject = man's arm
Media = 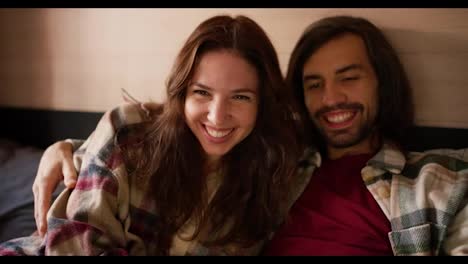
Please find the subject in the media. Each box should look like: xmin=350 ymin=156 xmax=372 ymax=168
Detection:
xmin=32 ymin=139 xmax=84 ymax=236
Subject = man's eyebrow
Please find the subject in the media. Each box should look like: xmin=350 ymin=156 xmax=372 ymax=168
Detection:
xmin=302 ymin=64 xmax=363 ymax=82
xmin=303 ymin=74 xmax=321 ymax=82
xmin=336 ymin=64 xmax=363 ymax=74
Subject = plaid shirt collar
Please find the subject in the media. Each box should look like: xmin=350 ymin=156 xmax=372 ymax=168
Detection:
xmin=305 ymin=140 xmax=406 ymax=174
xmin=366 ymin=141 xmax=406 ymax=174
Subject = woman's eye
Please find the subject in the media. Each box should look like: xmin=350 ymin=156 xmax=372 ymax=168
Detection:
xmin=194 ymin=90 xmax=209 ymax=96
xmin=233 ymin=95 xmax=251 ymax=101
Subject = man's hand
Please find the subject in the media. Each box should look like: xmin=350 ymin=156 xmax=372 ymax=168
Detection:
xmin=32 ymin=141 xmax=76 ymax=236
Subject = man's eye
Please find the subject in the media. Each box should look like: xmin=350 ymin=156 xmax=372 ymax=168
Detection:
xmin=342 ymin=76 xmax=359 ymax=82
xmin=305 ymin=82 xmax=321 ymax=90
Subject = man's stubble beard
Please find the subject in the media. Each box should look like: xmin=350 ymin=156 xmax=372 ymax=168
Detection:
xmin=313 ymin=117 xmax=375 ymax=149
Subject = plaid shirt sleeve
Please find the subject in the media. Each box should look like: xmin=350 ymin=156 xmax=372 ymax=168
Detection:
xmin=0 ymin=103 xmax=148 ymax=255
xmin=45 ymin=104 xmax=149 ymax=255
xmin=44 ymin=154 xmax=126 ymax=255
xmin=364 ymin=143 xmax=468 ymax=255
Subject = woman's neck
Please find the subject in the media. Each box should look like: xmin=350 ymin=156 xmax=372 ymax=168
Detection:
xmin=204 ymin=155 xmax=221 ymax=174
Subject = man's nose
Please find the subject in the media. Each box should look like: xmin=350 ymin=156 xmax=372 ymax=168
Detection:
xmin=322 ymin=83 xmax=347 ymax=106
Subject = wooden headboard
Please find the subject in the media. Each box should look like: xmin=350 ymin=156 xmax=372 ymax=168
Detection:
xmin=1 ymin=106 xmax=467 ymax=152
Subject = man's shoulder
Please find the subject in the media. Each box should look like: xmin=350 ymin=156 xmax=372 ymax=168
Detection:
xmin=410 ymin=148 xmax=468 ymax=162
xmin=106 ymin=103 xmax=154 ymax=130
xmin=403 ymin=148 xmax=468 ymax=178
xmin=80 ymin=103 xmax=155 ymax=161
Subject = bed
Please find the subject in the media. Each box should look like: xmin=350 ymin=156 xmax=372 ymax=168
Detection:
xmin=0 ymin=107 xmax=102 ymax=242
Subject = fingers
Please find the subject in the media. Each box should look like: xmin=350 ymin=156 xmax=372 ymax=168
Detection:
xmin=32 ymin=177 xmax=54 ymax=237
xmin=62 ymin=151 xmax=77 ymax=189
xmin=32 ymin=140 xmax=75 ymax=237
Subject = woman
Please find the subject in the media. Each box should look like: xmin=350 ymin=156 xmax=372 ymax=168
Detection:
xmin=0 ymin=15 xmax=301 ymax=255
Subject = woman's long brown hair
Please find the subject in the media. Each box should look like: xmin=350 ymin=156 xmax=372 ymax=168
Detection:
xmin=120 ymin=15 xmax=301 ymax=255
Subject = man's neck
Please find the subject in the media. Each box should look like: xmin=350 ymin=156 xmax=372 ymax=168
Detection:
xmin=327 ymin=133 xmax=381 ymax=160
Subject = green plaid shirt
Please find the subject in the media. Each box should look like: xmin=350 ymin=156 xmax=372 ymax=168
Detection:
xmin=292 ymin=144 xmax=468 ymax=255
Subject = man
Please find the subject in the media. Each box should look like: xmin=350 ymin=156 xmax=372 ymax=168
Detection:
xmin=263 ymin=16 xmax=468 ymax=256
xmin=31 ymin=16 xmax=468 ymax=255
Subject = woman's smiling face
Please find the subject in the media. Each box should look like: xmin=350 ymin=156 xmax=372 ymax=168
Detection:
xmin=184 ymin=49 xmax=259 ymax=164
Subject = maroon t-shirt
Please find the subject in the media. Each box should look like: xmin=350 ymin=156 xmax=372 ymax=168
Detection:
xmin=264 ymin=154 xmax=393 ymax=256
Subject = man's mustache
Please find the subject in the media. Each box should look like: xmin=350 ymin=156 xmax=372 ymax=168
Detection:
xmin=314 ymin=103 xmax=364 ymax=118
